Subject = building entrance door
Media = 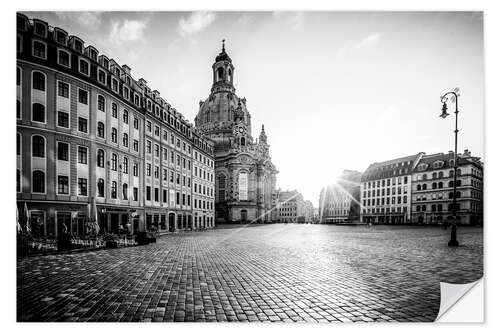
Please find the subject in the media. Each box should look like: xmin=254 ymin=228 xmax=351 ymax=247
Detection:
xmin=241 ymin=210 xmax=248 ymax=223
xmin=110 ymin=213 xmax=119 ymax=234
xmin=169 ymin=213 xmax=175 ymax=231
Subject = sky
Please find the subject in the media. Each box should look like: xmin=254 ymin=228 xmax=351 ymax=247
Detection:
xmin=24 ymin=11 xmax=484 ymax=205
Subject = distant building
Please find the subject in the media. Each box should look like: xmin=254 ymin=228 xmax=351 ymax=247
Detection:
xmin=319 ymin=170 xmax=362 ymax=223
xmin=360 ymin=154 xmax=424 ymax=224
xmin=411 ymin=150 xmax=483 ymax=225
xmin=277 ymin=190 xmax=313 ymax=223
xmin=303 ymin=200 xmax=315 ymax=223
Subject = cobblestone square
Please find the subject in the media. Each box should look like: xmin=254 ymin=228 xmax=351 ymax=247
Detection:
xmin=17 ymin=224 xmax=483 ymax=322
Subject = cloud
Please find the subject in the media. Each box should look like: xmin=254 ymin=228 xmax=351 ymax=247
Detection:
xmin=291 ymin=12 xmax=305 ymax=31
xmin=178 ymin=12 xmax=217 ymax=36
xmin=55 ymin=12 xmax=102 ymax=30
xmin=354 ymin=33 xmax=381 ymax=49
xmin=336 ymin=33 xmax=382 ymax=56
xmin=237 ymin=13 xmax=253 ymax=26
xmin=272 ymin=12 xmax=305 ymax=31
xmin=109 ymin=18 xmax=150 ymax=44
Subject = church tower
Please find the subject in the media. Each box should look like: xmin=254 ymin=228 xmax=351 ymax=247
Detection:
xmin=195 ymin=42 xmax=278 ymax=224
xmin=211 ymin=39 xmax=235 ymax=94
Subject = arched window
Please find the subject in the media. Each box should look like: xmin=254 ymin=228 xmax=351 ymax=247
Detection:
xmin=455 ymin=191 xmax=461 ymax=198
xmin=122 ymin=183 xmax=128 ymax=200
xmin=422 ymin=184 xmax=427 ymax=190
xmin=228 ymin=68 xmax=232 ymax=82
xmin=112 ymin=103 xmax=117 ymax=118
xmin=97 ymin=95 xmax=105 ymax=112
xmin=111 ymin=127 xmax=117 ymax=143
xmin=32 ymin=135 xmax=45 ymax=158
xmin=422 ymin=174 xmax=427 ymax=180
xmin=123 ymin=110 xmax=129 ymax=124
xmin=32 ymin=170 xmax=45 ymax=193
xmin=448 ymin=181 xmax=454 ymax=187
xmin=32 ymin=71 xmax=45 ymax=91
xmin=432 ymin=182 xmax=437 ymax=189
xmin=32 ymin=103 xmax=45 ymax=122
xmin=111 ymin=153 xmax=117 ymax=171
xmin=416 ymin=184 xmax=421 ymax=191
xmin=97 ymin=121 xmax=105 ymax=138
xmin=217 ymin=67 xmax=224 ymax=81
xmin=431 ymin=204 xmax=436 ymax=212
xmin=456 ymin=179 xmax=462 ymax=187
xmin=111 ymin=181 xmax=117 ymax=199
xmin=438 ymin=171 xmax=443 ymax=178
xmin=97 ymin=149 xmax=105 ymax=168
xmin=438 ymin=182 xmax=443 ymax=189
xmin=97 ymin=178 xmax=104 ymax=197
xmin=457 ymin=169 xmax=462 ymax=176
xmin=437 ymin=204 xmax=443 ymax=212
xmin=122 ymin=133 xmax=128 ymax=147
xmin=240 ymin=137 xmax=245 ymax=146
xmin=432 ymin=172 xmax=437 ymax=179
xmin=448 ymin=192 xmax=454 ymax=199
xmin=449 ymin=170 xmax=454 ymax=177
xmin=218 ymin=174 xmax=226 ymax=201
xmin=123 ymin=157 xmax=128 ymax=174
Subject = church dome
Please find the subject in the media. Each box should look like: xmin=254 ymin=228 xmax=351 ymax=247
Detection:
xmin=195 ymin=92 xmax=251 ymax=135
xmin=195 ymin=40 xmax=252 ymax=143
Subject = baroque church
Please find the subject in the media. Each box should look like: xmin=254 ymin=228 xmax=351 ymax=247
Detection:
xmin=195 ymin=42 xmax=279 ymax=223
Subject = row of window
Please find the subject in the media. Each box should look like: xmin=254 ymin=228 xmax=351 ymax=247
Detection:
xmin=145 ymin=186 xmax=190 ymax=207
xmin=415 ymin=204 xmax=459 ymax=212
xmin=362 ymin=206 xmax=408 ymax=214
xmin=415 ymin=169 xmax=462 ymax=180
xmin=415 ymin=180 xmax=462 ymax=191
xmin=363 ymin=176 xmax=408 ymax=189
xmin=364 ymin=186 xmax=408 ymax=198
xmin=19 ymin=65 xmax=213 ymax=160
xmin=363 ymin=196 xmax=408 ymax=206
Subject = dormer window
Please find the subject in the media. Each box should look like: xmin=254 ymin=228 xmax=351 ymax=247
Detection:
xmin=102 ymin=58 xmax=109 ymax=69
xmin=126 ymin=76 xmax=131 ymax=85
xmin=55 ymin=30 xmax=67 ymax=45
xmin=123 ymin=87 xmax=129 ymax=100
xmin=17 ymin=15 xmax=27 ymax=31
xmin=115 ymin=68 xmax=120 ymax=77
xmin=433 ymin=161 xmax=444 ymax=168
xmin=74 ymin=40 xmax=83 ymax=53
xmin=32 ymin=40 xmax=47 ymax=59
xmin=89 ymin=49 xmax=97 ymax=61
xmin=34 ymin=22 xmax=47 ymax=37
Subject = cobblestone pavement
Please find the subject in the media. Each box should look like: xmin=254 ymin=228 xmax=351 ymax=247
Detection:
xmin=17 ymin=224 xmax=483 ymax=322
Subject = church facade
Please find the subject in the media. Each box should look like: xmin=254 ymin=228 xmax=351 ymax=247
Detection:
xmin=195 ymin=43 xmax=278 ymax=224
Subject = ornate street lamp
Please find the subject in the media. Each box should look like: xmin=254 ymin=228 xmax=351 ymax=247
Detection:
xmin=440 ymin=88 xmax=460 ymax=247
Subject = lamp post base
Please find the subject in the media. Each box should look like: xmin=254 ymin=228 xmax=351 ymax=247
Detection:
xmin=448 ymin=223 xmax=459 ymax=247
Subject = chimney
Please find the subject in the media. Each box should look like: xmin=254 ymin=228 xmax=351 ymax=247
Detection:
xmin=463 ymin=149 xmax=471 ymax=157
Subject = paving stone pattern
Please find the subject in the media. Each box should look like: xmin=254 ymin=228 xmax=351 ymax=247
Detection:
xmin=17 ymin=224 xmax=483 ymax=322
